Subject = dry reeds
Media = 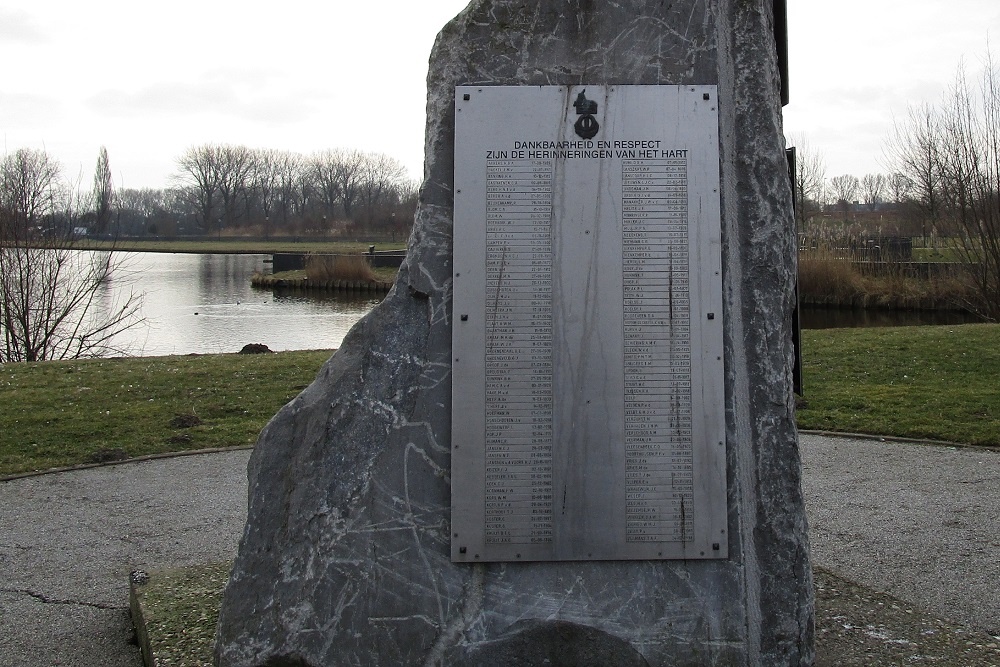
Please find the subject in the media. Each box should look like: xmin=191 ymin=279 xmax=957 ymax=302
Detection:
xmin=305 ymin=253 xmax=376 ymax=282
xmin=798 ymin=246 xmax=975 ymax=310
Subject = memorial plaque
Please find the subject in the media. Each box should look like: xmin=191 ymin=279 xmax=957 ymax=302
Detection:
xmin=452 ymin=85 xmax=725 ymax=562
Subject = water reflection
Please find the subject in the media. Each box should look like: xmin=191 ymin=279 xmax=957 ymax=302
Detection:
xmin=111 ymin=253 xmax=377 ymax=356
xmin=799 ymin=305 xmax=983 ymax=329
xmin=102 ymin=253 xmax=986 ymax=355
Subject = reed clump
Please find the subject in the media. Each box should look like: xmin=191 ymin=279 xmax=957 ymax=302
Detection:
xmin=305 ymin=253 xmax=376 ymax=282
xmin=797 ymin=246 xmax=974 ymax=310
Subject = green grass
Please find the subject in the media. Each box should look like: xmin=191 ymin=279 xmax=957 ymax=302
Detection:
xmin=132 ymin=562 xmax=231 ymax=667
xmin=911 ymin=247 xmax=962 ymax=262
xmin=797 ymin=323 xmax=1000 ymax=445
xmin=2 ymin=324 xmax=998 ymax=478
xmin=0 ymin=350 xmax=332 ymax=476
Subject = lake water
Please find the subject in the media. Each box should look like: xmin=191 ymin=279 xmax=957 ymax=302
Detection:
xmin=111 ymin=253 xmax=378 ymax=356
xmin=101 ymin=253 xmax=985 ymax=357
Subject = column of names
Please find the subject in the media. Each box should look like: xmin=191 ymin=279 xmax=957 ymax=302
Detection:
xmin=484 ymin=159 xmax=554 ymax=545
xmin=621 ymin=158 xmax=695 ymax=543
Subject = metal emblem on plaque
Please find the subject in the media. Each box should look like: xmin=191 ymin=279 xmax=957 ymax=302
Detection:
xmin=452 ymin=85 xmax=726 ymax=562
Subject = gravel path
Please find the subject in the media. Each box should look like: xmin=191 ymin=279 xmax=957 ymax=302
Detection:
xmin=0 ymin=435 xmax=997 ymax=665
xmin=800 ymin=433 xmax=1000 ymax=637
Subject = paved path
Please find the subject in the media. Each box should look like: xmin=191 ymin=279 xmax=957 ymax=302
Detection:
xmin=0 ymin=435 xmax=997 ymax=665
xmin=0 ymin=451 xmax=251 ymax=666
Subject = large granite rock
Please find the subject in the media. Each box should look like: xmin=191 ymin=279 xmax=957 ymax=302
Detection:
xmin=215 ymin=1 xmax=813 ymax=665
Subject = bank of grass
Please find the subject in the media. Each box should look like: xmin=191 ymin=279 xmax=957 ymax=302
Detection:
xmin=257 ymin=263 xmax=398 ymax=285
xmin=797 ymin=323 xmax=1000 ymax=444
xmin=2 ymin=324 xmax=999 ymax=478
xmin=0 ymin=350 xmax=332 ymax=477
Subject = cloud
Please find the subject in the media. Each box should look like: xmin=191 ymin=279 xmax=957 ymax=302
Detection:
xmin=0 ymin=92 xmax=65 ymax=128
xmin=86 ymin=77 xmax=324 ymax=126
xmin=0 ymin=8 xmax=45 ymax=43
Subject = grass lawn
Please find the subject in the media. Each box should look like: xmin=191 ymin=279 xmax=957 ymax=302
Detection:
xmin=797 ymin=323 xmax=1000 ymax=445
xmin=1 ymin=323 xmax=998 ymax=478
xmin=0 ymin=350 xmax=332 ymax=477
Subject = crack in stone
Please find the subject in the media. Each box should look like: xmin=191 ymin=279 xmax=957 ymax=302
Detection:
xmin=3 ymin=588 xmax=123 ymax=611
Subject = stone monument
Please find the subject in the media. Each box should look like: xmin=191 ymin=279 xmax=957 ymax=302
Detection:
xmin=215 ymin=1 xmax=813 ymax=665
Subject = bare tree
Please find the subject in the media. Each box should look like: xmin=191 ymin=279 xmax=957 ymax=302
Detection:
xmin=92 ymin=146 xmax=115 ymax=235
xmin=308 ymin=150 xmax=345 ymax=229
xmin=828 ymin=174 xmax=860 ymax=220
xmin=885 ymin=48 xmax=1000 ymax=320
xmin=248 ymin=149 xmax=281 ymax=237
xmin=860 ymin=173 xmax=886 ymax=211
xmin=166 ymin=144 xmax=411 ymax=236
xmin=0 ymin=148 xmax=61 ymax=238
xmin=174 ymin=145 xmax=221 ymax=232
xmin=215 ymin=144 xmax=254 ymax=229
xmin=0 ymin=149 xmax=142 ymax=362
xmin=274 ymin=152 xmax=307 ymax=229
xmin=357 ymin=152 xmax=408 ymax=228
xmin=934 ymin=55 xmax=1000 ymax=319
xmin=307 ymin=149 xmax=367 ymax=230
xmin=887 ymin=172 xmax=913 ymax=207
xmin=885 ymin=104 xmax=944 ymax=241
xmin=788 ymin=135 xmax=826 ymax=229
xmin=332 ymin=149 xmax=364 ymax=218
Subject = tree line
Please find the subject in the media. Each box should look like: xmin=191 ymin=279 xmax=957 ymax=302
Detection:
xmin=1 ymin=144 xmax=418 ymax=243
xmin=166 ymin=145 xmax=417 ymax=240
xmin=793 ymin=143 xmax=949 ymax=236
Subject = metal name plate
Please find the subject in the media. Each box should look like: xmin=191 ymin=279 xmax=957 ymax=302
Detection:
xmin=451 ymin=85 xmax=726 ymax=562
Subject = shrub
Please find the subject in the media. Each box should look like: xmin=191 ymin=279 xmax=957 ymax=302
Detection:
xmin=305 ymin=253 xmax=376 ymax=282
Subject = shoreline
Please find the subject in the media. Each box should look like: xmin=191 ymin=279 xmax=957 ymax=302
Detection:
xmin=250 ymin=273 xmax=393 ymax=293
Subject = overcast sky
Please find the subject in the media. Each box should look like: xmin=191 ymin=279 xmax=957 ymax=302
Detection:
xmin=3 ymin=1 xmax=1000 ymax=190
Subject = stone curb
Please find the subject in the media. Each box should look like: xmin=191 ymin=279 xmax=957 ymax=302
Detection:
xmin=798 ymin=429 xmax=1000 ymax=453
xmin=129 ymin=573 xmax=155 ymax=667
xmin=5 ymin=432 xmax=997 ymax=483
xmin=0 ymin=445 xmax=255 ymax=483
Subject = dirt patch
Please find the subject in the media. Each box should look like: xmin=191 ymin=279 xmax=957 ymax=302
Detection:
xmin=84 ymin=448 xmax=129 ymax=464
xmin=238 ymin=343 xmax=273 ymax=354
xmin=815 ymin=567 xmax=1000 ymax=666
xmin=170 ymin=413 xmax=202 ymax=429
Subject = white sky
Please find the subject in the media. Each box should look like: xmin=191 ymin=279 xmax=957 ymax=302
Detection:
xmin=2 ymin=1 xmax=999 ymax=189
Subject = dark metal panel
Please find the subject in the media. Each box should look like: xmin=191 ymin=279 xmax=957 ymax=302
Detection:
xmin=775 ymin=0 xmax=789 ymax=106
